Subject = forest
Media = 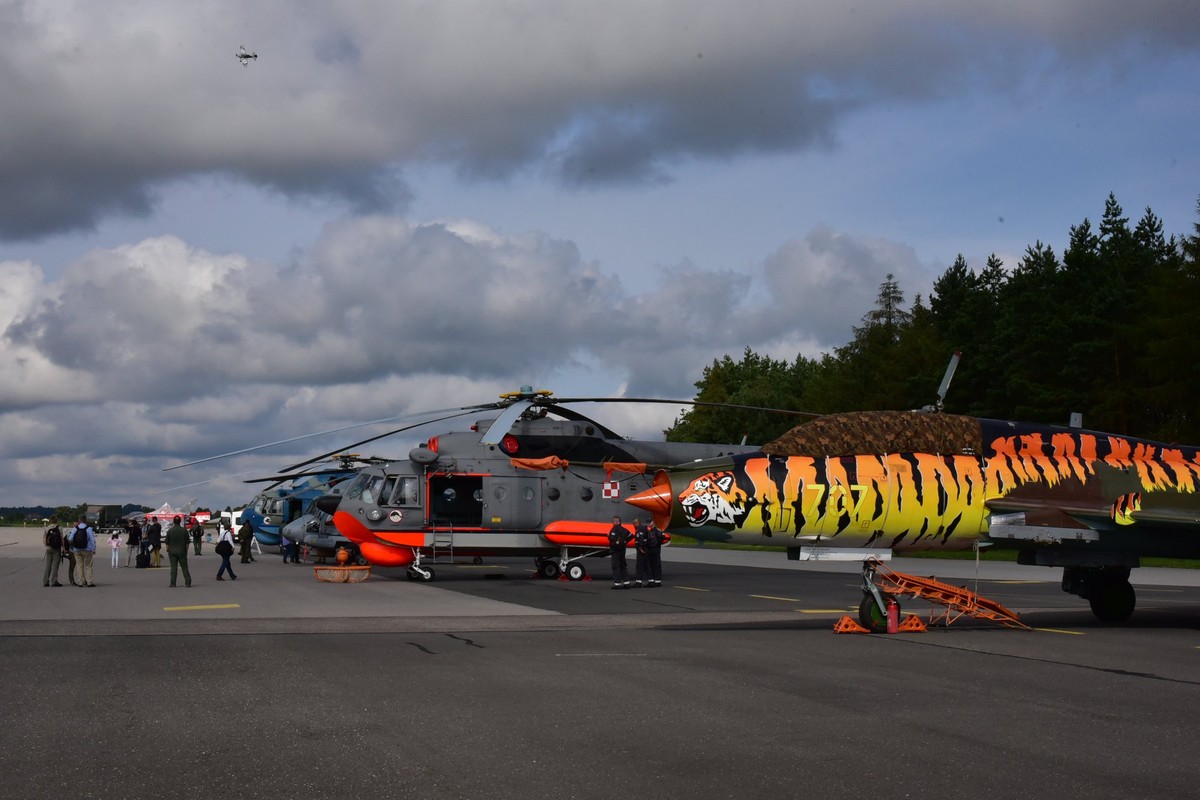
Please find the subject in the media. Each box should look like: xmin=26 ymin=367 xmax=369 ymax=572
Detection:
xmin=667 ymin=193 xmax=1200 ymax=447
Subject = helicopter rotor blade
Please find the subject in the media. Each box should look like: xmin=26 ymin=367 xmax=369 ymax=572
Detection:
xmin=545 ymin=396 xmax=821 ymax=418
xmin=162 ymin=404 xmax=498 ymax=472
xmin=479 ymin=402 xmax=533 ymax=444
xmin=276 ymin=409 xmax=484 ymax=474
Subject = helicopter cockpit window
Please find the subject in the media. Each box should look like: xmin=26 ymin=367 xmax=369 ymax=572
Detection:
xmin=386 ymin=477 xmax=420 ymax=507
xmin=344 ymin=473 xmax=373 ymax=501
xmin=359 ymin=474 xmax=387 ymax=505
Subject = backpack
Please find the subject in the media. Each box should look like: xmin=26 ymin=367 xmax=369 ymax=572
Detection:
xmin=46 ymin=526 xmax=62 ymax=550
xmin=215 ymin=538 xmax=233 ymax=557
xmin=71 ymin=525 xmax=89 ymax=549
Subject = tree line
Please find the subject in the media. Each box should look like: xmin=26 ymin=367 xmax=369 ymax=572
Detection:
xmin=667 ymin=193 xmax=1200 ymax=446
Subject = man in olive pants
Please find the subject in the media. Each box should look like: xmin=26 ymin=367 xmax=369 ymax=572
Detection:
xmin=165 ymin=516 xmax=193 ymax=588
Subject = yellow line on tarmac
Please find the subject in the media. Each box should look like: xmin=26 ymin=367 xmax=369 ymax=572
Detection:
xmin=674 ymin=586 xmax=710 ymax=592
xmin=1033 ymin=627 xmax=1085 ymax=635
xmin=163 ymin=604 xmax=241 ymax=612
xmin=751 ymin=594 xmax=801 ymax=603
xmin=796 ymin=609 xmax=854 ymax=614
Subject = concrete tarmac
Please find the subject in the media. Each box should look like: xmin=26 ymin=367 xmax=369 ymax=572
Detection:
xmin=3 ymin=526 xmax=1199 ymax=799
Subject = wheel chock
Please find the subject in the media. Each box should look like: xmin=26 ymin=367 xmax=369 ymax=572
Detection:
xmin=582 ymin=574 xmax=592 ymax=581
xmin=557 ymin=573 xmax=569 ymax=581
xmin=833 ymin=616 xmax=871 ymax=634
xmin=897 ymin=614 xmax=927 ymax=633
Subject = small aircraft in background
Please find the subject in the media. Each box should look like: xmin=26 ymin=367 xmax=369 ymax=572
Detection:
xmin=627 ymin=405 xmax=1200 ymax=625
xmin=235 ymin=45 xmax=258 ymax=66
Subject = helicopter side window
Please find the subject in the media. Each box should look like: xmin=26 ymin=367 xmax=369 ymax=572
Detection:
xmin=344 ymin=473 xmax=372 ymax=501
xmin=359 ymin=475 xmax=387 ymax=505
xmin=387 ymin=477 xmax=420 ymax=507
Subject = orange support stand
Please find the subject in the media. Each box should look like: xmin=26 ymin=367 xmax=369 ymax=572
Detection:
xmin=833 ymin=616 xmax=871 ymax=634
xmin=863 ymin=558 xmax=1029 ymax=630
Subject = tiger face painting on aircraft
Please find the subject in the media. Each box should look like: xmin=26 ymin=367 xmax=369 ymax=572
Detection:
xmin=627 ymin=410 xmax=1200 ymax=622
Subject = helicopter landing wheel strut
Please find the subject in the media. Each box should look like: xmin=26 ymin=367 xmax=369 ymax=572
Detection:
xmin=406 ymin=565 xmax=435 ymax=582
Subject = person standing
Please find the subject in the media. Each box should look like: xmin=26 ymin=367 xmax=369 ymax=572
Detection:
xmin=190 ymin=520 xmax=203 ymax=556
xmin=633 ymin=517 xmax=652 ymax=588
xmin=238 ymin=519 xmax=256 ymax=563
xmin=42 ymin=516 xmax=64 ymax=587
xmin=69 ymin=515 xmax=97 ymax=588
xmin=147 ymin=518 xmax=163 ymax=568
xmin=607 ymin=515 xmax=631 ymax=590
xmin=214 ymin=526 xmax=237 ymax=581
xmin=125 ymin=520 xmax=142 ymax=567
xmin=109 ymin=530 xmax=122 ymax=568
xmin=164 ymin=515 xmax=192 ymax=588
xmin=645 ymin=519 xmax=665 ymax=587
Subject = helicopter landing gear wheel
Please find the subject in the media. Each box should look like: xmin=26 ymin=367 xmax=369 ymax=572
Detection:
xmin=536 ymin=559 xmax=561 ymax=580
xmin=565 ymin=563 xmax=587 ymax=582
xmin=406 ymin=565 xmax=435 ymax=582
xmin=473 ymin=556 xmax=483 ymax=565
xmin=858 ymin=592 xmax=894 ymax=633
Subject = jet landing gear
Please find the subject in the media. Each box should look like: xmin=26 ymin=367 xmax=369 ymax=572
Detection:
xmin=1062 ymin=566 xmax=1136 ymax=622
xmin=535 ymin=547 xmax=598 ymax=581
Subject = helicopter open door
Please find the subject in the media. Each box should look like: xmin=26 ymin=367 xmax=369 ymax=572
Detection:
xmin=481 ymin=476 xmax=542 ymax=530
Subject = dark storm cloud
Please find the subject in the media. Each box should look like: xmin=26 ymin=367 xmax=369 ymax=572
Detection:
xmin=1 ymin=0 xmax=1196 ymax=240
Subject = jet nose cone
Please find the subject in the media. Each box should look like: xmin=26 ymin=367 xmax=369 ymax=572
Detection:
xmin=626 ymin=471 xmax=673 ymax=530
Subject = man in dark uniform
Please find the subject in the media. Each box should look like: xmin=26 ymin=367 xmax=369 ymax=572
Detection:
xmin=608 ymin=515 xmax=631 ymax=590
xmin=238 ymin=519 xmax=256 ymax=563
xmin=645 ymin=520 xmax=665 ymax=587
xmin=165 ymin=515 xmax=192 ymax=588
xmin=633 ymin=517 xmax=652 ymax=587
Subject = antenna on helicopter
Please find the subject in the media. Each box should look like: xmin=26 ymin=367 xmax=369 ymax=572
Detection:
xmin=920 ymin=351 xmax=961 ymax=413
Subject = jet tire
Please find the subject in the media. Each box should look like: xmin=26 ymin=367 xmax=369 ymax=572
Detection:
xmin=858 ymin=592 xmax=894 ymax=633
xmin=1088 ymin=579 xmax=1135 ymax=623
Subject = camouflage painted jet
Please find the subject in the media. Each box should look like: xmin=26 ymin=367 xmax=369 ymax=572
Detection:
xmin=626 ymin=410 xmax=1200 ymax=622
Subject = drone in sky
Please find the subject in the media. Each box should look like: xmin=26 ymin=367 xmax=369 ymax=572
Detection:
xmin=235 ymin=45 xmax=258 ymax=67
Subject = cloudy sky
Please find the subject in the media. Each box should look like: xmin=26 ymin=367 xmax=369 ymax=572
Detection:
xmin=1 ymin=0 xmax=1198 ymax=510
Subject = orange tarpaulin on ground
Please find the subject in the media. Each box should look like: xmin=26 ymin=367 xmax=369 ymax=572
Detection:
xmin=511 ymin=456 xmax=570 ymax=471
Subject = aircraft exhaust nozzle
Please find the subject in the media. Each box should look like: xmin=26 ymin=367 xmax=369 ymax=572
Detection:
xmin=625 ymin=471 xmax=673 ymax=530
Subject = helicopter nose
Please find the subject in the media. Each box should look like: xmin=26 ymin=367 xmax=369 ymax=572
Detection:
xmin=314 ymin=494 xmax=342 ymax=514
xmin=625 ymin=471 xmax=673 ymax=529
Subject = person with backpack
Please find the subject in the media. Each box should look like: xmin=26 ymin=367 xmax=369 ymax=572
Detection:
xmin=124 ymin=519 xmax=142 ymax=567
xmin=42 ymin=515 xmax=64 ymax=587
xmin=164 ymin=516 xmax=193 ymax=588
xmin=214 ymin=525 xmax=237 ymax=581
xmin=69 ymin=515 xmax=97 ymax=588
xmin=146 ymin=519 xmax=163 ymax=568
xmin=607 ymin=515 xmax=631 ymax=590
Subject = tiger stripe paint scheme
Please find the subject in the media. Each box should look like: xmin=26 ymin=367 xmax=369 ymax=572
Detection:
xmin=637 ymin=415 xmax=1200 ymax=558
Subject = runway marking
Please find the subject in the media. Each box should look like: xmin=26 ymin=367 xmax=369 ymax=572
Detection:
xmin=674 ymin=586 xmax=710 ymax=592
xmin=796 ymin=609 xmax=854 ymax=614
xmin=162 ymin=604 xmax=241 ymax=612
xmin=751 ymin=594 xmax=801 ymax=603
xmin=1033 ymin=627 xmax=1085 ymax=635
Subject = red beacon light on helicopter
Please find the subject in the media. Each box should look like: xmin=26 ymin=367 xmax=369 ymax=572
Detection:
xmin=499 ymin=434 xmax=520 ymax=455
